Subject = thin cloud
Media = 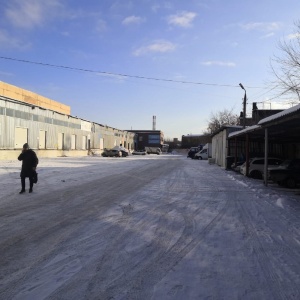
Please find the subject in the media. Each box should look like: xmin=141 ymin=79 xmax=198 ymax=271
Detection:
xmin=122 ymin=15 xmax=145 ymax=25
xmin=96 ymin=73 xmax=126 ymax=82
xmin=0 ymin=29 xmax=31 ymax=50
xmin=133 ymin=40 xmax=176 ymax=56
xmin=261 ymin=32 xmax=275 ymax=39
xmin=151 ymin=5 xmax=160 ymax=13
xmin=240 ymin=22 xmax=281 ymax=32
xmin=201 ymin=61 xmax=236 ymax=67
xmin=0 ymin=70 xmax=14 ymax=77
xmin=96 ymin=19 xmax=107 ymax=32
xmin=167 ymin=11 xmax=197 ymax=28
xmin=287 ymin=33 xmax=300 ymax=40
xmin=5 ymin=0 xmax=63 ymax=29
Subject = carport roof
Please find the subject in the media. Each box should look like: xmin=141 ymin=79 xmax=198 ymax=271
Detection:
xmin=228 ymin=103 xmax=300 ymax=143
xmin=228 ymin=125 xmax=261 ymax=138
xmin=258 ymin=103 xmax=300 ymax=125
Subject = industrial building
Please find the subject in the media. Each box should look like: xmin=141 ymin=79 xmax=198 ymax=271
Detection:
xmin=127 ymin=116 xmax=164 ymax=150
xmin=181 ymin=134 xmax=212 ymax=149
xmin=127 ymin=130 xmax=164 ymax=150
xmin=0 ymin=81 xmax=135 ymax=160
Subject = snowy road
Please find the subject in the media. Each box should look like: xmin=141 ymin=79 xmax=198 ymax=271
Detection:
xmin=0 ymin=154 xmax=300 ymax=299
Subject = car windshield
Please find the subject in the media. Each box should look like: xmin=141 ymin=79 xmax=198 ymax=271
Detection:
xmin=280 ymin=160 xmax=292 ymax=167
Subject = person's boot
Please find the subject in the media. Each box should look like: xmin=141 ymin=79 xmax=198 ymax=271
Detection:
xmin=29 ymin=188 xmax=33 ymax=193
xmin=19 ymin=189 xmax=25 ymax=194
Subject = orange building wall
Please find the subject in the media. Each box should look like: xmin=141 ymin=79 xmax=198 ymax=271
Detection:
xmin=0 ymin=81 xmax=71 ymax=115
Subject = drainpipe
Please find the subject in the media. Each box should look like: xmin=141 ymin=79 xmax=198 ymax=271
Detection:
xmin=235 ymin=137 xmax=238 ymax=166
xmin=245 ymin=134 xmax=249 ymax=177
xmin=264 ymin=128 xmax=269 ymax=186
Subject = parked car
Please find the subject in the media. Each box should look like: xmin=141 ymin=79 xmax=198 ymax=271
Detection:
xmin=187 ymin=147 xmax=200 ymax=159
xmin=101 ymin=148 xmax=122 ymax=157
xmin=112 ymin=146 xmax=129 ymax=157
xmin=231 ymin=161 xmax=245 ymax=172
xmin=240 ymin=157 xmax=283 ymax=179
xmin=268 ymin=159 xmax=300 ymax=188
xmin=132 ymin=150 xmax=147 ymax=155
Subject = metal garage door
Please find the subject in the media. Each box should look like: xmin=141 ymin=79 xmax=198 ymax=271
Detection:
xmin=71 ymin=134 xmax=76 ymax=150
xmin=58 ymin=133 xmax=64 ymax=150
xmin=39 ymin=130 xmax=46 ymax=149
xmin=15 ymin=127 xmax=28 ymax=149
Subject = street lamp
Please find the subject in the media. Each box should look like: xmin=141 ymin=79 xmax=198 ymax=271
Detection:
xmin=239 ymin=83 xmax=247 ymax=128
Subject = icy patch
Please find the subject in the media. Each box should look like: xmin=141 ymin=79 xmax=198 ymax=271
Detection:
xmin=227 ymin=174 xmax=248 ymax=187
xmin=276 ymin=198 xmax=284 ymax=209
xmin=14 ymin=254 xmax=82 ymax=300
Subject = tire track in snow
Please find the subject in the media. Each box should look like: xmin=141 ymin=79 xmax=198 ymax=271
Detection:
xmin=94 ymin=163 xmax=230 ymax=300
xmin=44 ymin=158 xmax=185 ymax=299
xmin=125 ymin=193 xmax=230 ymax=300
xmin=236 ymin=197 xmax=300 ymax=300
xmin=50 ymin=166 xmax=187 ymax=299
xmin=1 ymin=159 xmax=182 ymax=300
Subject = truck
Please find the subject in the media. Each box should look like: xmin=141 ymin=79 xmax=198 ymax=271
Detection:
xmin=193 ymin=143 xmax=212 ymax=160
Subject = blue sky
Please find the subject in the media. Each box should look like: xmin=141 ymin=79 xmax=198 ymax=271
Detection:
xmin=1 ymin=0 xmax=300 ymax=139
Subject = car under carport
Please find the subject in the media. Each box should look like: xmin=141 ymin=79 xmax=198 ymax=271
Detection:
xmin=228 ymin=104 xmax=300 ymax=186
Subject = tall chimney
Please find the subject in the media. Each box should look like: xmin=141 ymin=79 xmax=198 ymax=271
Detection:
xmin=152 ymin=115 xmax=156 ymax=130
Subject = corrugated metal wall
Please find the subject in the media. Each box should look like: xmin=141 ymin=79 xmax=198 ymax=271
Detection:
xmin=212 ymin=130 xmax=226 ymax=168
xmin=0 ymin=97 xmax=135 ymax=152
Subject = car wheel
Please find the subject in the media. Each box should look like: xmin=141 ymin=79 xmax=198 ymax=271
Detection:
xmin=286 ymin=177 xmax=296 ymax=188
xmin=250 ymin=170 xmax=262 ymax=179
xmin=199 ymin=156 xmax=203 ymax=160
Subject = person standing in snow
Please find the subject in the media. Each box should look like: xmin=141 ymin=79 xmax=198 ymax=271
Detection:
xmin=18 ymin=143 xmax=39 ymax=194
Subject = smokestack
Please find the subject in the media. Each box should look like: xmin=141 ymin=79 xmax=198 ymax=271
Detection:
xmin=152 ymin=115 xmax=156 ymax=130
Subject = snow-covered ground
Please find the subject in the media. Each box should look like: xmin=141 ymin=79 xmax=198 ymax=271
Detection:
xmin=0 ymin=154 xmax=300 ymax=299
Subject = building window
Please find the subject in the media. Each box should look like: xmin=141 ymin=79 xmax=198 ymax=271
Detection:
xmin=148 ymin=134 xmax=160 ymax=144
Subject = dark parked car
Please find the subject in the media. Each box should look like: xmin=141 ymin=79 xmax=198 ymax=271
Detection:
xmin=187 ymin=147 xmax=200 ymax=159
xmin=268 ymin=159 xmax=300 ymax=188
xmin=101 ymin=148 xmax=122 ymax=157
xmin=110 ymin=146 xmax=129 ymax=157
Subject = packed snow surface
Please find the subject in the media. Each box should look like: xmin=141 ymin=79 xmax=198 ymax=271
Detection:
xmin=1 ymin=154 xmax=300 ymax=299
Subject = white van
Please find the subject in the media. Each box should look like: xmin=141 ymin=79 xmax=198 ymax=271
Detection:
xmin=194 ymin=143 xmax=212 ymax=160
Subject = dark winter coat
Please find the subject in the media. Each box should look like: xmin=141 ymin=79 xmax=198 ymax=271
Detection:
xmin=18 ymin=149 xmax=39 ymax=178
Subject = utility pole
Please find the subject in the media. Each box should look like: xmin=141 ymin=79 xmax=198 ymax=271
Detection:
xmin=239 ymin=83 xmax=247 ymax=128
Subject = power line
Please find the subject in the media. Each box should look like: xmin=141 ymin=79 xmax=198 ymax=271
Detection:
xmin=250 ymin=84 xmax=279 ymax=100
xmin=0 ymin=56 xmax=262 ymax=89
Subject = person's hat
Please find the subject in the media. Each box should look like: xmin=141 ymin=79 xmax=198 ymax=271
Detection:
xmin=23 ymin=143 xmax=29 ymax=149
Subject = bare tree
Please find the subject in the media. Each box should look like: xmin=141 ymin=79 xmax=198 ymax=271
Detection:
xmin=271 ymin=21 xmax=300 ymax=100
xmin=206 ymin=109 xmax=240 ymax=134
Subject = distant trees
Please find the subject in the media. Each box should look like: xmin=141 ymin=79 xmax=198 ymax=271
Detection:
xmin=271 ymin=21 xmax=300 ymax=100
xmin=206 ymin=109 xmax=240 ymax=134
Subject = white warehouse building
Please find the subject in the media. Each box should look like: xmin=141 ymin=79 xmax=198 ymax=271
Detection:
xmin=0 ymin=81 xmax=135 ymax=160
